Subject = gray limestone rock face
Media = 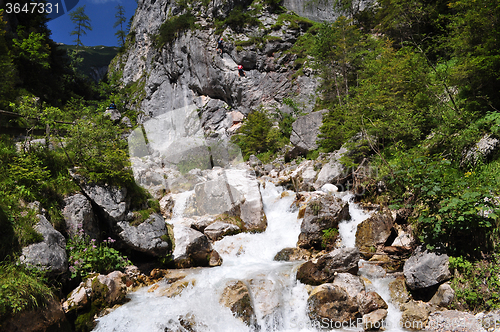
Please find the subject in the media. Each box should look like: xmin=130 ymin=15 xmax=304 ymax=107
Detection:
xmin=462 ymin=134 xmax=500 ymax=166
xmin=62 ymin=194 xmax=100 ymax=240
xmin=20 ymin=215 xmax=68 ymax=276
xmin=297 ymin=195 xmax=350 ymax=249
xmin=403 ymin=247 xmax=451 ymax=290
xmin=314 ymin=147 xmax=348 ymax=190
xmin=116 ymin=213 xmax=170 ymax=257
xmin=112 ymin=0 xmax=321 ymax=132
xmin=290 ymin=110 xmax=328 ymax=154
xmin=82 ymin=183 xmax=128 ymax=226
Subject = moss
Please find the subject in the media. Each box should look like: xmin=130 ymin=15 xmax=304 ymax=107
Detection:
xmin=155 ymin=12 xmax=197 ymax=48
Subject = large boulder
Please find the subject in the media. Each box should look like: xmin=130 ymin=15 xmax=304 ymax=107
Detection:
xmin=462 ymin=134 xmax=500 ymax=167
xmin=403 ymin=247 xmax=451 ymax=290
xmin=355 ymin=210 xmax=394 ymax=252
xmin=173 ymin=226 xmax=217 ymax=268
xmin=19 ymin=215 xmax=67 ymax=276
xmin=297 ymin=247 xmax=360 ymax=285
xmin=289 ymin=109 xmax=329 ymax=155
xmin=62 ymin=194 xmax=99 ymax=240
xmin=297 ymin=195 xmax=350 ymax=249
xmin=307 ymin=283 xmax=358 ymax=326
xmin=115 ymin=213 xmax=171 ymax=257
xmin=220 ymin=280 xmax=257 ymax=328
xmin=332 ymin=273 xmax=365 ymax=301
xmin=82 ymin=183 xmax=128 ymax=226
xmin=194 ymin=168 xmax=267 ymax=232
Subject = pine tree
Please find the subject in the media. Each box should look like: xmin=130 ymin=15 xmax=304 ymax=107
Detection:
xmin=114 ymin=5 xmax=127 ymax=47
xmin=69 ymin=6 xmax=92 ymax=48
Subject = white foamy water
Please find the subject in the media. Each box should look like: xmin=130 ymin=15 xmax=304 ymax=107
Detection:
xmin=93 ymin=184 xmax=407 ymax=332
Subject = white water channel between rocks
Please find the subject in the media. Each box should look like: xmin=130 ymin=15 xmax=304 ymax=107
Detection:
xmin=93 ymin=183 xmax=408 ymax=332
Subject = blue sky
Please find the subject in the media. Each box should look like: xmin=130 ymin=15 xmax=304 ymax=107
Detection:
xmin=47 ymin=0 xmax=138 ymax=47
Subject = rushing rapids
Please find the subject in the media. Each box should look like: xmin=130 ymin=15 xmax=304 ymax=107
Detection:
xmin=93 ymin=183 xmax=408 ymax=332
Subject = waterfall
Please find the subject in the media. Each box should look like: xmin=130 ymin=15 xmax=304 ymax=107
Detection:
xmin=93 ymin=184 xmax=407 ymax=332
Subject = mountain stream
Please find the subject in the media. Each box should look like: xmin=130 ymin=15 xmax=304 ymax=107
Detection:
xmin=93 ymin=183 xmax=407 ymax=332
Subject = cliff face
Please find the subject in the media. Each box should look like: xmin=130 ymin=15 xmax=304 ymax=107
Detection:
xmin=113 ymin=0 xmax=329 ymax=135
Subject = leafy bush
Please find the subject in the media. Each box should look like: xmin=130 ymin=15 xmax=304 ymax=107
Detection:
xmin=67 ymin=231 xmax=131 ymax=280
xmin=388 ymin=155 xmax=498 ymax=256
xmin=450 ymin=254 xmax=500 ymax=311
xmin=231 ymin=109 xmax=291 ymax=160
xmin=0 ymin=264 xmax=53 ymax=321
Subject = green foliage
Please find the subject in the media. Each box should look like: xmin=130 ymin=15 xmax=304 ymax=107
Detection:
xmin=214 ymin=5 xmax=261 ymax=34
xmin=231 ymin=109 xmax=290 ymax=160
xmin=156 ymin=13 xmax=197 ymax=48
xmin=450 ymin=254 xmax=500 ymax=311
xmin=12 ymin=31 xmax=50 ymax=69
xmin=70 ymin=6 xmax=93 ymax=48
xmin=321 ymin=228 xmax=339 ymax=249
xmin=67 ymin=233 xmax=131 ymax=280
xmin=0 ymin=263 xmax=53 ymax=321
xmin=388 ymin=155 xmax=499 ymax=256
xmin=114 ymin=5 xmax=127 ymax=47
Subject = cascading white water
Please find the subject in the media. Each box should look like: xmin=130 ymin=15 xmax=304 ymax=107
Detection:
xmin=93 ymin=184 xmax=407 ymax=332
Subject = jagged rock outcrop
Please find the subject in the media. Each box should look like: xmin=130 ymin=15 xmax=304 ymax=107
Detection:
xmin=289 ymin=109 xmax=329 ymax=155
xmin=81 ymin=183 xmax=128 ymax=226
xmin=297 ymin=195 xmax=350 ymax=249
xmin=462 ymin=134 xmax=500 ymax=167
xmin=113 ymin=0 xmax=322 ymax=132
xmin=62 ymin=194 xmax=100 ymax=240
xmin=19 ymin=215 xmax=68 ymax=276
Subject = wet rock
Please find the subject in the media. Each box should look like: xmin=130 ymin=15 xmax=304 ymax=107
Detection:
xmin=358 ymin=260 xmax=387 ymax=279
xmin=190 ymin=215 xmax=216 ymax=233
xmin=362 ymin=308 xmax=388 ymax=331
xmin=173 ymin=226 xmax=214 ymax=268
xmin=389 ymin=276 xmax=410 ymax=307
xmin=403 ymin=247 xmax=451 ymax=290
xmin=307 ymin=283 xmax=358 ymax=325
xmin=425 ymin=310 xmax=486 ymax=332
xmin=62 ymin=194 xmax=100 ymax=240
xmin=289 ymin=110 xmax=328 ymax=155
xmin=208 ymin=249 xmax=223 ymax=267
xmin=159 ymin=194 xmax=175 ymax=220
xmin=332 ymin=273 xmax=365 ymax=300
xmin=400 ymin=300 xmax=431 ymax=330
xmin=19 ymin=215 xmax=67 ymax=276
xmin=158 ymin=279 xmax=193 ymax=298
xmin=355 ymin=210 xmax=394 ymax=252
xmin=248 ymin=276 xmax=281 ymax=323
xmin=0 ymin=297 xmax=70 ymax=332
xmin=429 ymin=283 xmax=455 ymax=307
xmin=357 ymin=291 xmax=388 ymax=315
xmin=297 ymin=247 xmax=360 ymax=285
xmin=115 ymin=213 xmax=170 ymax=257
xmin=273 ymin=247 xmax=313 ymax=262
xmin=90 ymin=271 xmax=128 ymax=306
xmin=194 ymin=168 xmax=267 ymax=232
xmin=220 ymin=280 xmax=257 ymax=328
xmin=204 ymin=221 xmax=241 ymax=241
xmin=297 ymin=195 xmax=350 ymax=249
